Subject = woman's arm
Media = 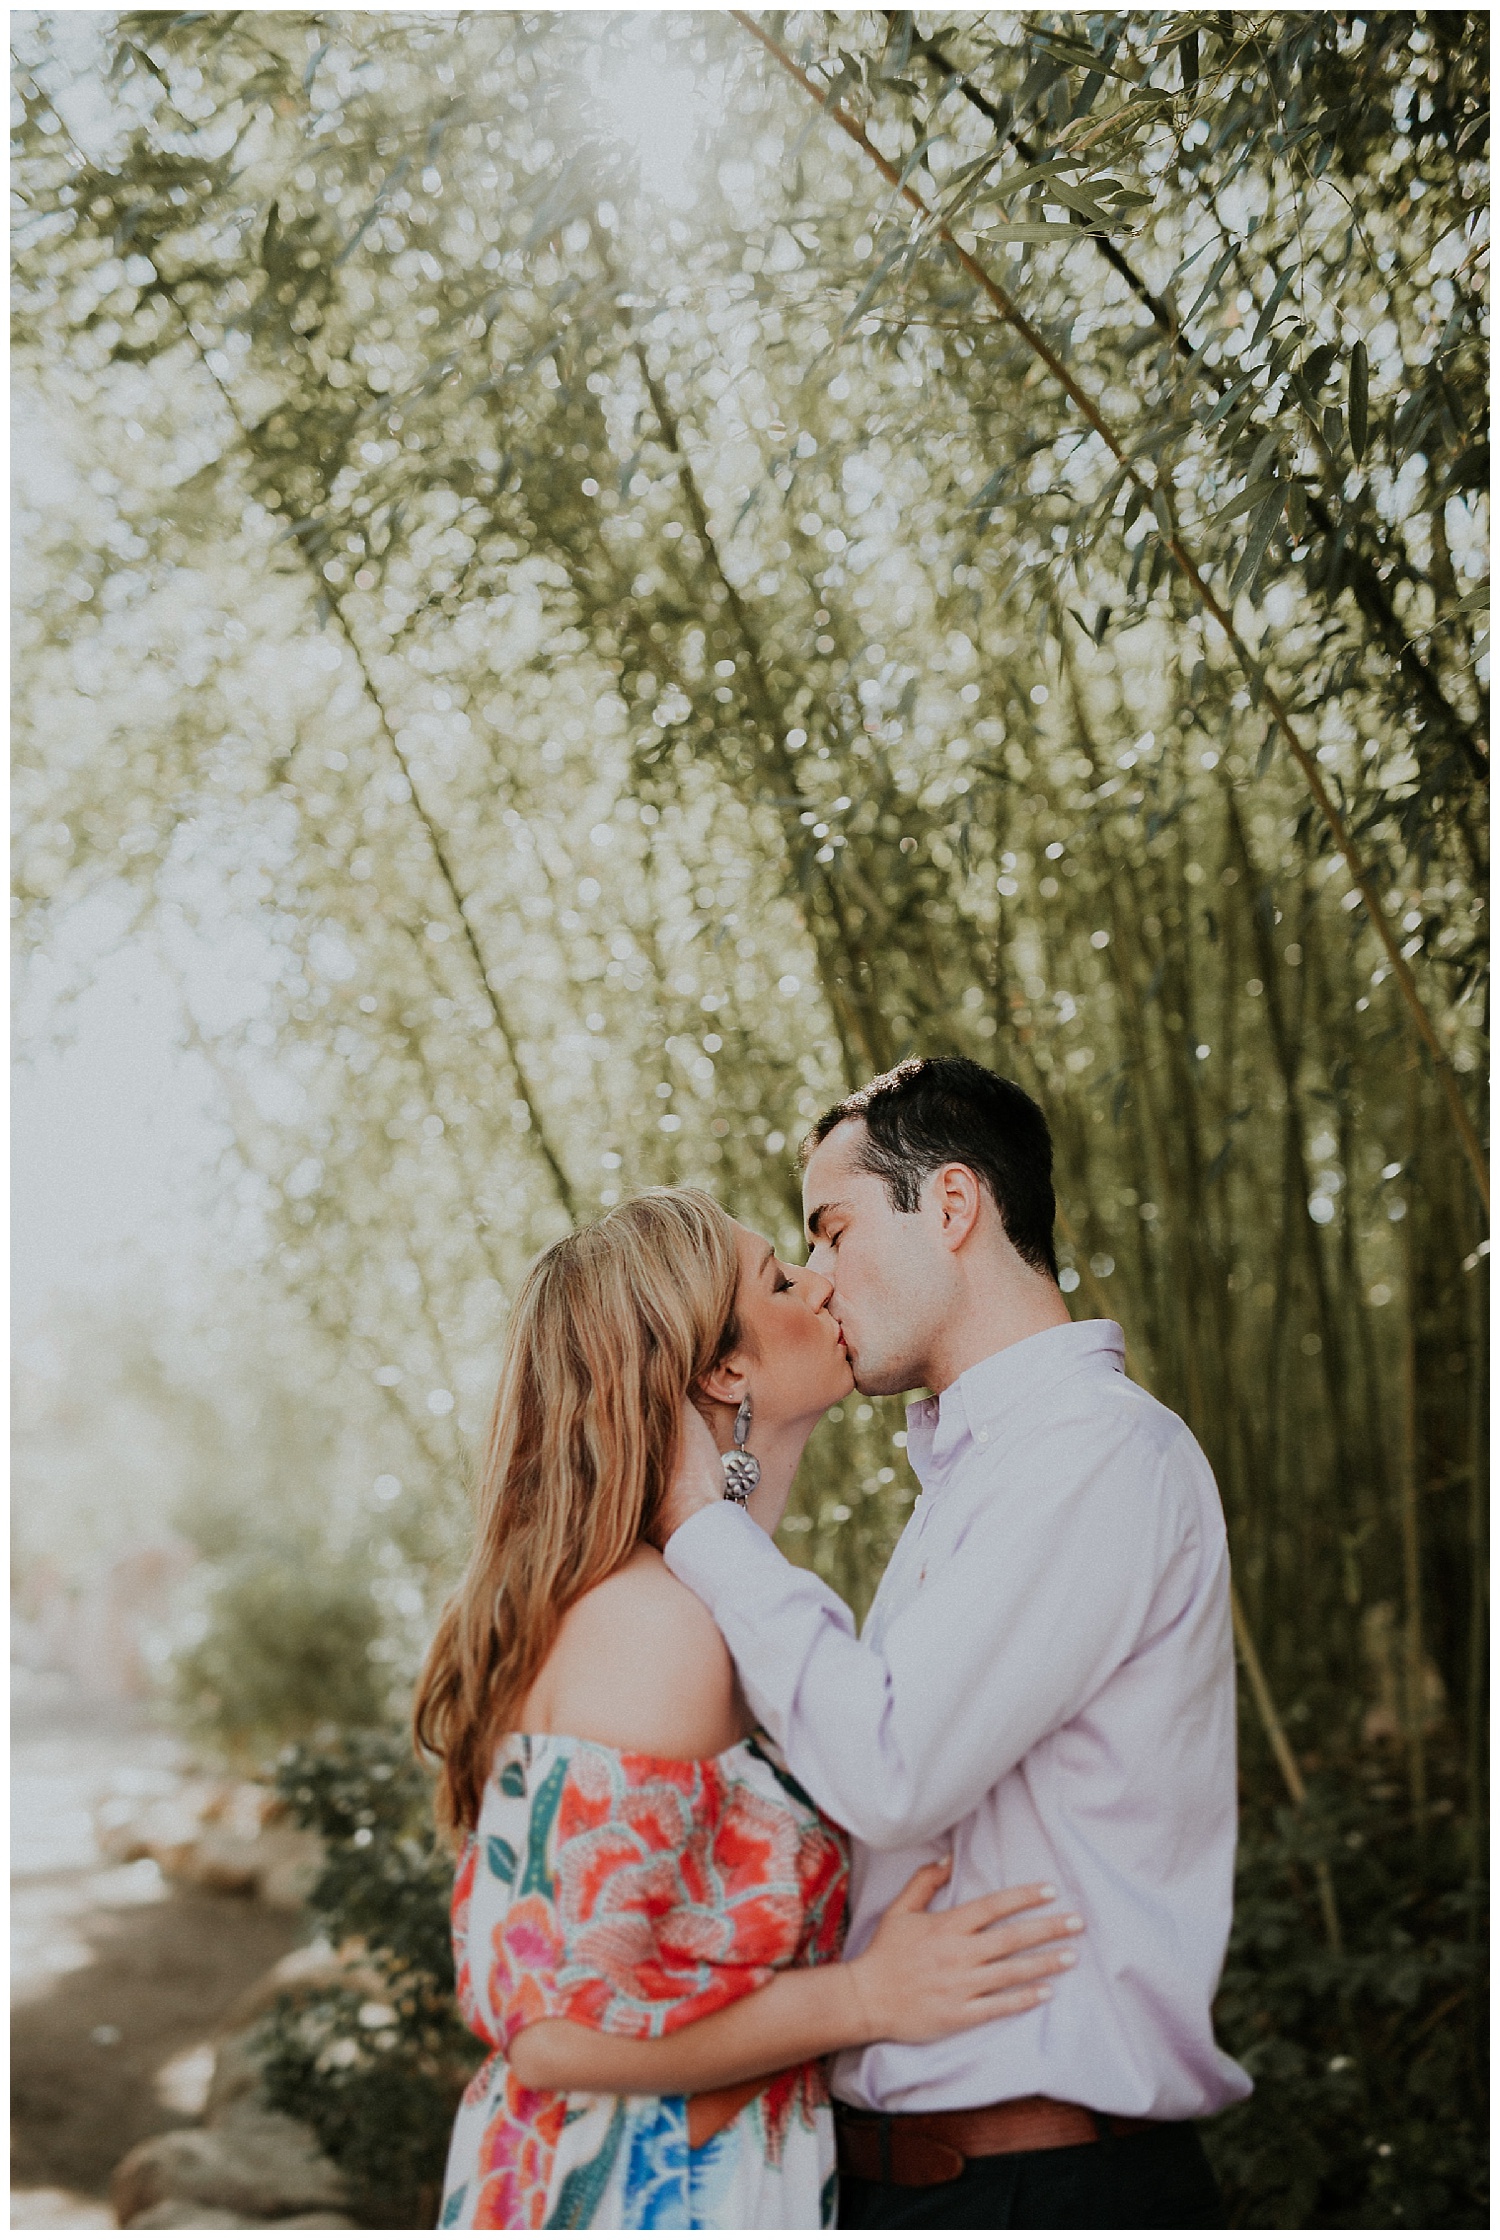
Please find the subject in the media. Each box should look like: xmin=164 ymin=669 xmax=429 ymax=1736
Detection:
xmin=509 ymin=1863 xmax=1081 ymax=2095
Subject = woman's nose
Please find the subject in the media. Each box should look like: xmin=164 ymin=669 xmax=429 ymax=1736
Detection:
xmin=802 ymin=1267 xmax=835 ymax=1311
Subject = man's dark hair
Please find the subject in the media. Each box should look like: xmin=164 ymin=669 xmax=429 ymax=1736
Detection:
xmin=802 ymin=1056 xmax=1059 ymax=1282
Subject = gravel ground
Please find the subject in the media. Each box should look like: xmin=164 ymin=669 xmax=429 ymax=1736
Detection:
xmin=11 ymin=1664 xmax=303 ymax=2227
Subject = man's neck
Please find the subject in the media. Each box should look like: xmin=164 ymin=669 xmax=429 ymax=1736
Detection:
xmin=921 ymin=1279 xmax=1073 ymax=1397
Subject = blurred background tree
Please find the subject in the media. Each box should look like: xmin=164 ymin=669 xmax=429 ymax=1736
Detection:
xmin=12 ymin=10 xmax=1486 ymax=2225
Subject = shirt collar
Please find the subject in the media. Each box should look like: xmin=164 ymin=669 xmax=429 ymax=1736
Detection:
xmin=903 ymin=1320 xmax=1125 ymax=1490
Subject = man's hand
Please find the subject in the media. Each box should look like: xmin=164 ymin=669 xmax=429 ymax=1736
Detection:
xmin=648 ymin=1403 xmax=725 ymax=1549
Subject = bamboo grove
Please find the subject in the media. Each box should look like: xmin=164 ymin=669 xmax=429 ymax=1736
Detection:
xmin=12 ymin=13 xmax=1488 ymax=2222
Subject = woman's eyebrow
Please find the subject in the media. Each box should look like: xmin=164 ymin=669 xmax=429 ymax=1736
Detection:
xmin=759 ymin=1242 xmax=777 ymax=1277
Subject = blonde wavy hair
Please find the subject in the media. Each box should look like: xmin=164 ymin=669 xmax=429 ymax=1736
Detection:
xmin=413 ymin=1187 xmax=741 ymax=1836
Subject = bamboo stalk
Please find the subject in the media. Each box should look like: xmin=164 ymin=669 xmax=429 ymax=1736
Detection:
xmin=1466 ymin=1269 xmax=1489 ymax=1876
xmin=1077 ymin=1268 xmax=1346 ymax=1957
xmin=629 ymin=342 xmax=893 ymax=1083
xmin=1465 ymin=1253 xmax=1488 ymax=2078
xmin=1399 ymin=1065 xmax=1429 ymax=1849
xmin=1048 ymin=638 xmax=1177 ymax=1388
xmin=331 ymin=622 xmax=582 ymax=1227
xmin=1231 ymin=1583 xmax=1344 ymax=1956
xmin=1223 ymin=797 xmax=1359 ymax=1501
xmin=165 ymin=304 xmax=582 ymax=1228
xmin=731 ymin=10 xmax=1489 ymax=1220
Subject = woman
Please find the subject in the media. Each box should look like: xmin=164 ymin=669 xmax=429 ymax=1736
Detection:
xmin=415 ymin=1189 xmax=1081 ymax=2230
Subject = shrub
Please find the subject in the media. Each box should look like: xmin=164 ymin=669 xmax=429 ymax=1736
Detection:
xmin=171 ymin=1552 xmax=388 ymax=1764
xmin=251 ymin=1728 xmax=476 ymax=2230
xmin=1206 ymin=1754 xmax=1487 ymax=2229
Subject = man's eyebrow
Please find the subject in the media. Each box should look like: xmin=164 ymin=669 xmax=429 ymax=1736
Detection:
xmin=805 ymin=1200 xmax=845 ymax=1240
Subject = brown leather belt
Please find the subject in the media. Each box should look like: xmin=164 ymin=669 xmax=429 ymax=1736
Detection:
xmin=834 ymin=2095 xmax=1161 ymax=2186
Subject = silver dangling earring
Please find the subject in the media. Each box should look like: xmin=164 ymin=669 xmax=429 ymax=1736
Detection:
xmin=721 ymin=1395 xmax=761 ymax=1505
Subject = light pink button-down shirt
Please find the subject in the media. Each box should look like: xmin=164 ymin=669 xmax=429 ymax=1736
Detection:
xmin=665 ymin=1318 xmax=1253 ymax=2119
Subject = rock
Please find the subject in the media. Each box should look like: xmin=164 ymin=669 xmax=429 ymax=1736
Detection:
xmin=203 ymin=2026 xmax=269 ymax=2121
xmin=220 ymin=1939 xmax=383 ymax=2035
xmin=97 ymin=1783 xmax=226 ymax=1879
xmin=110 ymin=2109 xmax=349 ymax=2227
xmin=123 ymin=2206 xmax=356 ymax=2231
xmin=95 ymin=1779 xmax=323 ymax=1905
xmin=124 ymin=2203 xmax=259 ymax=2229
xmin=192 ymin=1822 xmax=321 ymax=1902
xmin=203 ymin=2027 xmax=269 ymax=2121
xmin=257 ymin=1827 xmax=324 ymax=1910
xmin=9 ymin=2186 xmax=113 ymax=2229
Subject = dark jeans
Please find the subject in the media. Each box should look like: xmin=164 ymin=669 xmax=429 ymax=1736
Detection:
xmin=837 ymin=2120 xmax=1224 ymax=2230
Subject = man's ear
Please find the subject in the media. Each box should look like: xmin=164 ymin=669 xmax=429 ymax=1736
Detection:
xmin=931 ymin=1163 xmax=984 ymax=1252
xmin=695 ymin=1356 xmax=750 ymax=1408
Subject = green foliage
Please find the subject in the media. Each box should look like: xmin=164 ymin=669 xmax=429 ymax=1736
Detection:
xmin=11 ymin=11 xmax=1487 ymax=2225
xmin=253 ymin=1729 xmax=475 ymax=2230
xmin=171 ymin=1552 xmax=387 ymax=1762
xmin=1208 ymin=1758 xmax=1487 ymax=2228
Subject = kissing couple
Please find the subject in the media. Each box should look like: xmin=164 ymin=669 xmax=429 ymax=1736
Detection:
xmin=417 ymin=1056 xmax=1251 ymax=2231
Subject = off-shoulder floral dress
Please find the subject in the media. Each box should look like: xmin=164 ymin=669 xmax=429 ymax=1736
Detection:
xmin=438 ymin=1731 xmax=849 ymax=2231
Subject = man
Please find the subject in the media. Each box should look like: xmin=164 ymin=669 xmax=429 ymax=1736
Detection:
xmin=660 ymin=1056 xmax=1251 ymax=2229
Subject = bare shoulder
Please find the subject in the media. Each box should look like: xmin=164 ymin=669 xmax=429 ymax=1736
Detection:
xmin=527 ymin=1546 xmax=746 ymax=1760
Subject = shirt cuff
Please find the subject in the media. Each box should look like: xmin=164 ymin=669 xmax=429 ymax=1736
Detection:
xmin=662 ymin=1498 xmax=781 ymax=1608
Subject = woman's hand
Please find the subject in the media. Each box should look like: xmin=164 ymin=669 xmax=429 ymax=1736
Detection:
xmin=845 ymin=1861 xmax=1083 ymax=2045
xmin=647 ymin=1400 xmax=725 ymax=1549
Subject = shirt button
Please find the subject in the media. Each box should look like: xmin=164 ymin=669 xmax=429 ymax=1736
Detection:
xmin=977 ymin=1428 xmax=989 ymax=1443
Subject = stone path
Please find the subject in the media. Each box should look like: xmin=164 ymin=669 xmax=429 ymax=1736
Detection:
xmin=11 ymin=1662 xmax=302 ymax=2228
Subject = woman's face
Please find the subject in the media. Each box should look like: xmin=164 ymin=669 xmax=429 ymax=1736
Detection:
xmin=726 ymin=1220 xmax=855 ymax=1429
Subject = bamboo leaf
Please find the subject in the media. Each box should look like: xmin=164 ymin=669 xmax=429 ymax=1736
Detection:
xmin=1036 ymin=31 xmax=1143 ymax=83
xmin=1217 ymin=476 xmax=1280 ymax=526
xmin=977 ymin=158 xmax=1088 ymax=201
xmin=841 ymin=239 xmax=906 ymax=335
xmin=1183 ymin=244 xmax=1236 ymax=327
xmin=1252 ymin=268 xmax=1295 ymax=347
xmin=986 ymin=222 xmax=1081 ymax=244
xmin=898 ymin=131 xmax=943 ymax=187
xmin=937 ymin=149 xmax=1007 ymax=209
xmin=1200 ymin=371 xmax=1257 ymax=429
xmin=1230 ymin=488 xmax=1286 ymax=598
xmin=1044 ymin=179 xmax=1137 ymax=230
xmin=1348 ymin=339 xmax=1369 ymax=463
xmin=1302 ymin=342 xmax=1338 ymax=392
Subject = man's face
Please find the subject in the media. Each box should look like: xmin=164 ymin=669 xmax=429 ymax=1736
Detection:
xmin=801 ymin=1119 xmax=950 ymax=1396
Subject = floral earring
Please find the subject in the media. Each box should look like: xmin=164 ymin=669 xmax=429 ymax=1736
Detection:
xmin=721 ymin=1395 xmax=761 ymax=1505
